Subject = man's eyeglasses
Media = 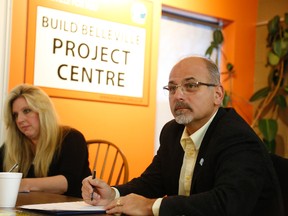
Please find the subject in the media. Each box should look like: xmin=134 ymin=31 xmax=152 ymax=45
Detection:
xmin=163 ymin=81 xmax=218 ymax=95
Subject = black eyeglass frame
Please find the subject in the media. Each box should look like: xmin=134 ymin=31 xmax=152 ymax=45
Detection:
xmin=163 ymin=81 xmax=218 ymax=94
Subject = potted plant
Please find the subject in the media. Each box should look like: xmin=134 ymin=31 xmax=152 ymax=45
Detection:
xmin=205 ymin=13 xmax=288 ymax=153
xmin=249 ymin=13 xmax=288 ymax=153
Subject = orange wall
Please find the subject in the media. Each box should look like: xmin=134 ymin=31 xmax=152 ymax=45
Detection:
xmin=9 ymin=0 xmax=258 ymax=180
xmin=162 ymin=0 xmax=258 ymax=123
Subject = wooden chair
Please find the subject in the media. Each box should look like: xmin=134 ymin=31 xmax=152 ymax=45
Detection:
xmin=86 ymin=139 xmax=129 ymax=185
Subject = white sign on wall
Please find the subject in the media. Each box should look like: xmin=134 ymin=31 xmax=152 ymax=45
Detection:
xmin=33 ymin=6 xmax=146 ymax=98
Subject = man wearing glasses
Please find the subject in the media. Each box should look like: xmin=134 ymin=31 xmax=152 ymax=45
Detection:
xmin=82 ymin=55 xmax=284 ymax=216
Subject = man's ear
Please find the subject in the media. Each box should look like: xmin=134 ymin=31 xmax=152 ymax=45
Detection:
xmin=214 ymin=85 xmax=224 ymax=105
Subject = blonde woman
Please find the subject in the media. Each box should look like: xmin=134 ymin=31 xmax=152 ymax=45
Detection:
xmin=0 ymin=84 xmax=91 ymax=197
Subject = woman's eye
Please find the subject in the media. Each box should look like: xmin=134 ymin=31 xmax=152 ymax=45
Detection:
xmin=23 ymin=108 xmax=32 ymax=114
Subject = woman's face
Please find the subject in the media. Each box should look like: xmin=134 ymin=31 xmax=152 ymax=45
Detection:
xmin=12 ymin=97 xmax=40 ymax=144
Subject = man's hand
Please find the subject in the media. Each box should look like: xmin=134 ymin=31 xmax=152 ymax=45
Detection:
xmin=105 ymin=193 xmax=156 ymax=216
xmin=81 ymin=176 xmax=115 ymax=206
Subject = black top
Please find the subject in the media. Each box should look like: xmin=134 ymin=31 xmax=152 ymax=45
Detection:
xmin=0 ymin=128 xmax=91 ymax=198
xmin=115 ymin=107 xmax=284 ymax=216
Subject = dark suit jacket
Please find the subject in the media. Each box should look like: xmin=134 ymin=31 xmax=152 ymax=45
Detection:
xmin=116 ymin=108 xmax=284 ymax=216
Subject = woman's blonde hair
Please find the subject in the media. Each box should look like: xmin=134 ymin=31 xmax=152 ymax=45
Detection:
xmin=3 ymin=84 xmax=64 ymax=177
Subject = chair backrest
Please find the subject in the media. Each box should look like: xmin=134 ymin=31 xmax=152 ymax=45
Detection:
xmin=86 ymin=139 xmax=129 ymax=186
xmin=270 ymin=153 xmax=288 ymax=215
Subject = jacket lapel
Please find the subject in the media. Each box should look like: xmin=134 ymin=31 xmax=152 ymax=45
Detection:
xmin=190 ymin=107 xmax=227 ymax=192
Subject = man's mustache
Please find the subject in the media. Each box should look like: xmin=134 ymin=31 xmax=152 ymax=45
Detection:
xmin=174 ymin=101 xmax=192 ymax=111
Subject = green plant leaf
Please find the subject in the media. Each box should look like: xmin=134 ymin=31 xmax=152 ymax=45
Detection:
xmin=282 ymin=38 xmax=288 ymax=48
xmin=285 ymin=30 xmax=288 ymax=39
xmin=268 ymin=51 xmax=280 ymax=65
xmin=205 ymin=45 xmax=214 ymax=57
xmin=258 ymin=118 xmax=278 ymax=142
xmin=267 ymin=15 xmax=280 ymax=35
xmin=273 ymin=40 xmax=281 ymax=56
xmin=284 ymin=85 xmax=288 ymax=93
xmin=226 ymin=63 xmax=234 ymax=71
xmin=213 ymin=29 xmax=223 ymax=45
xmin=222 ymin=92 xmax=231 ymax=107
xmin=275 ymin=95 xmax=287 ymax=108
xmin=281 ymin=38 xmax=288 ymax=56
xmin=285 ymin=12 xmax=288 ymax=25
xmin=249 ymin=87 xmax=270 ymax=102
xmin=210 ymin=41 xmax=218 ymax=47
xmin=273 ymin=39 xmax=288 ymax=57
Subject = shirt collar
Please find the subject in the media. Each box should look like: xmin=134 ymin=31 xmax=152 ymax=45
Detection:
xmin=180 ymin=110 xmax=218 ymax=151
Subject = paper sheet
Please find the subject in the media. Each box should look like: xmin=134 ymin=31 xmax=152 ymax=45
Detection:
xmin=20 ymin=201 xmax=105 ymax=214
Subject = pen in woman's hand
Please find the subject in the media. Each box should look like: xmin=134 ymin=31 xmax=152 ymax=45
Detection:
xmin=8 ymin=163 xmax=18 ymax=172
xmin=91 ymin=170 xmax=96 ymax=201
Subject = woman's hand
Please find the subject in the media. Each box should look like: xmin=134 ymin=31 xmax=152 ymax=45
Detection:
xmin=19 ymin=176 xmax=68 ymax=194
xmin=19 ymin=178 xmax=31 ymax=193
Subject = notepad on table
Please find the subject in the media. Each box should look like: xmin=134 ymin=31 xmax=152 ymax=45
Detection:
xmin=20 ymin=201 xmax=106 ymax=215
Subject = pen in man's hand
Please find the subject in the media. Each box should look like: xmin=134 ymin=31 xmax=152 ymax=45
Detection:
xmin=91 ymin=170 xmax=96 ymax=201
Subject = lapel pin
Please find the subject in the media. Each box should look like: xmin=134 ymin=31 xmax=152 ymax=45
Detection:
xmin=199 ymin=158 xmax=204 ymax=166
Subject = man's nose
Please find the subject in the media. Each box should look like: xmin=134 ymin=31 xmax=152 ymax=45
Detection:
xmin=174 ymin=85 xmax=185 ymax=96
